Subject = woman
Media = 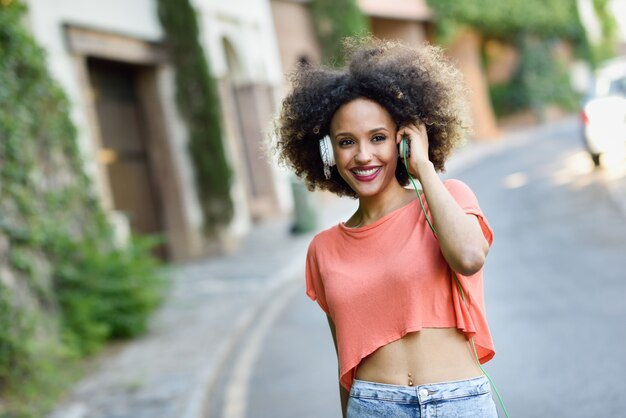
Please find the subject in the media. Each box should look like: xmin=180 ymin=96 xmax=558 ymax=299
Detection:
xmin=275 ymin=39 xmax=499 ymax=417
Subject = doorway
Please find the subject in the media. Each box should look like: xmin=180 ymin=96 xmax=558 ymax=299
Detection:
xmin=87 ymin=58 xmax=166 ymax=257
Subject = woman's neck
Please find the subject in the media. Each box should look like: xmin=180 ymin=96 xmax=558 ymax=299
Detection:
xmin=353 ymin=183 xmax=413 ymax=227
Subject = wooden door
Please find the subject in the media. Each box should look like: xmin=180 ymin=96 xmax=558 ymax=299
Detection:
xmin=88 ymin=58 xmax=165 ymax=256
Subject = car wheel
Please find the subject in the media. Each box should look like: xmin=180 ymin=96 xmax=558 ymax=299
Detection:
xmin=590 ymin=152 xmax=601 ymax=167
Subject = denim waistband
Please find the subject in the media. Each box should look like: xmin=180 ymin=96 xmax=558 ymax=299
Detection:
xmin=350 ymin=375 xmax=491 ymax=404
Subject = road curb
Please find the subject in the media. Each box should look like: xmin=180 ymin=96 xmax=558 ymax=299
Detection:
xmin=197 ymin=253 xmax=307 ymax=418
xmin=220 ymin=280 xmax=300 ymax=418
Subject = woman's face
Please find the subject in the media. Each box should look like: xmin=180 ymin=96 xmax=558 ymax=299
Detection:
xmin=329 ymin=98 xmax=401 ymax=199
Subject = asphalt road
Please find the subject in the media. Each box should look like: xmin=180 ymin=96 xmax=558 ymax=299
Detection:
xmin=213 ymin=120 xmax=626 ymax=418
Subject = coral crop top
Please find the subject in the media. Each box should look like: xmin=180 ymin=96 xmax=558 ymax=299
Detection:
xmin=305 ymin=179 xmax=495 ymax=392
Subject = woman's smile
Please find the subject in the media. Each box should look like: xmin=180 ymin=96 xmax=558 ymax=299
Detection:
xmin=350 ymin=165 xmax=382 ymax=182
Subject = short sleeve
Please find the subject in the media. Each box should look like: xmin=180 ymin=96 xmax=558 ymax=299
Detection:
xmin=305 ymin=239 xmax=331 ymax=315
xmin=444 ymin=179 xmax=494 ymax=246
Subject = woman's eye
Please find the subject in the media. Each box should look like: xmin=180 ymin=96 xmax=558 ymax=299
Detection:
xmin=338 ymin=139 xmax=354 ymax=147
xmin=372 ymin=135 xmax=386 ymax=142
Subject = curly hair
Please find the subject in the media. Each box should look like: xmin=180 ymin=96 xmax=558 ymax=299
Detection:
xmin=274 ymin=38 xmax=471 ymax=198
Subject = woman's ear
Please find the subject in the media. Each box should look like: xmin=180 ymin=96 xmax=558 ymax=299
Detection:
xmin=395 ymin=127 xmax=403 ymax=145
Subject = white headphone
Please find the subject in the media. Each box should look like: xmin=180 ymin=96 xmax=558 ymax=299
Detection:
xmin=319 ymin=135 xmax=335 ymax=179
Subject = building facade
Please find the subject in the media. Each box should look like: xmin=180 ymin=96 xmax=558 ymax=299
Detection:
xmin=23 ymin=0 xmax=292 ymax=261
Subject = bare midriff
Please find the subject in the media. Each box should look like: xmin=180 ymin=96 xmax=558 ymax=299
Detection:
xmin=354 ymin=328 xmax=483 ymax=386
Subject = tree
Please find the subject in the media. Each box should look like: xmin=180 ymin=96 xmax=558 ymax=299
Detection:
xmin=310 ymin=0 xmax=369 ymax=67
xmin=427 ymin=0 xmax=592 ymax=124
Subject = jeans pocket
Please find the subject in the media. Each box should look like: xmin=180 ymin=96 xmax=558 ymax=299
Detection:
xmin=347 ymin=396 xmax=414 ymax=418
xmin=347 ymin=396 xmax=376 ymax=418
xmin=435 ymin=391 xmax=498 ymax=418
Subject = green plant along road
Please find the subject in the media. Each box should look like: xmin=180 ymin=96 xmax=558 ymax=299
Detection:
xmin=0 ymin=3 xmax=165 ymax=417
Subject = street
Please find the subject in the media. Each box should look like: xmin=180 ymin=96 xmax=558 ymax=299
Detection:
xmin=211 ymin=119 xmax=626 ymax=418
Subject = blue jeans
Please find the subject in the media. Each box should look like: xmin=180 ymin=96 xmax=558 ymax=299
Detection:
xmin=347 ymin=375 xmax=498 ymax=417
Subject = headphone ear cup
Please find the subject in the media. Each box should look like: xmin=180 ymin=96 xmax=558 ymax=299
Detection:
xmin=399 ymin=137 xmax=410 ymax=158
xmin=319 ymin=135 xmax=335 ymax=167
xmin=319 ymin=135 xmax=335 ymax=179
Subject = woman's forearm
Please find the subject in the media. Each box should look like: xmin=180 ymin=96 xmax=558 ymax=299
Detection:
xmin=416 ymin=161 xmax=488 ymax=275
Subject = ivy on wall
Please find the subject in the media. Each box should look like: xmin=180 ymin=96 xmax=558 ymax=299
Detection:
xmin=157 ymin=0 xmax=234 ymax=232
xmin=0 ymin=2 xmax=164 ymax=416
xmin=310 ymin=0 xmax=369 ymax=67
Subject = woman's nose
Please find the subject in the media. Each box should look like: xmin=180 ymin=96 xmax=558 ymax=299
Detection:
xmin=354 ymin=144 xmax=372 ymax=163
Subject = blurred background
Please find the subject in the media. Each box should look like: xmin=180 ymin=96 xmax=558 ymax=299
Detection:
xmin=1 ymin=0 xmax=625 ymax=417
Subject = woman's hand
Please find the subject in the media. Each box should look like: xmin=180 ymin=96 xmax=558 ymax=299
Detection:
xmin=397 ymin=122 xmax=431 ymax=181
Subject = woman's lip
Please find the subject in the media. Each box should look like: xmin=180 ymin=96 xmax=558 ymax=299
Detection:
xmin=350 ymin=166 xmax=382 ymax=182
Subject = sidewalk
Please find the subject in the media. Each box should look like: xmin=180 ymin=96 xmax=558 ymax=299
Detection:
xmin=47 ymin=192 xmax=356 ymax=418
xmin=50 ymin=116 xmax=617 ymax=418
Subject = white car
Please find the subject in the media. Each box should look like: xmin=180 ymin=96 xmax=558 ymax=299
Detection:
xmin=581 ymin=58 xmax=626 ymax=166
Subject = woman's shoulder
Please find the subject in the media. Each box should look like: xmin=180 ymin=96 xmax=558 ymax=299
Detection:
xmin=443 ymin=178 xmax=479 ymax=201
xmin=308 ymin=224 xmax=343 ymax=249
xmin=443 ymin=178 xmax=472 ymax=190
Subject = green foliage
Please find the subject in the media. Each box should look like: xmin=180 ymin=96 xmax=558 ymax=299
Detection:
xmin=0 ymin=285 xmax=77 ymax=418
xmin=0 ymin=1 xmax=166 ymax=416
xmin=427 ymin=0 xmax=586 ymax=44
xmin=589 ymin=0 xmax=619 ymax=65
xmin=310 ymin=0 xmax=369 ymax=67
xmin=490 ymin=36 xmax=580 ymax=119
xmin=426 ymin=0 xmax=587 ymax=119
xmin=157 ymin=0 xmax=234 ymax=232
xmin=0 ymin=286 xmax=36 ymax=394
xmin=54 ymin=235 xmax=165 ymax=355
